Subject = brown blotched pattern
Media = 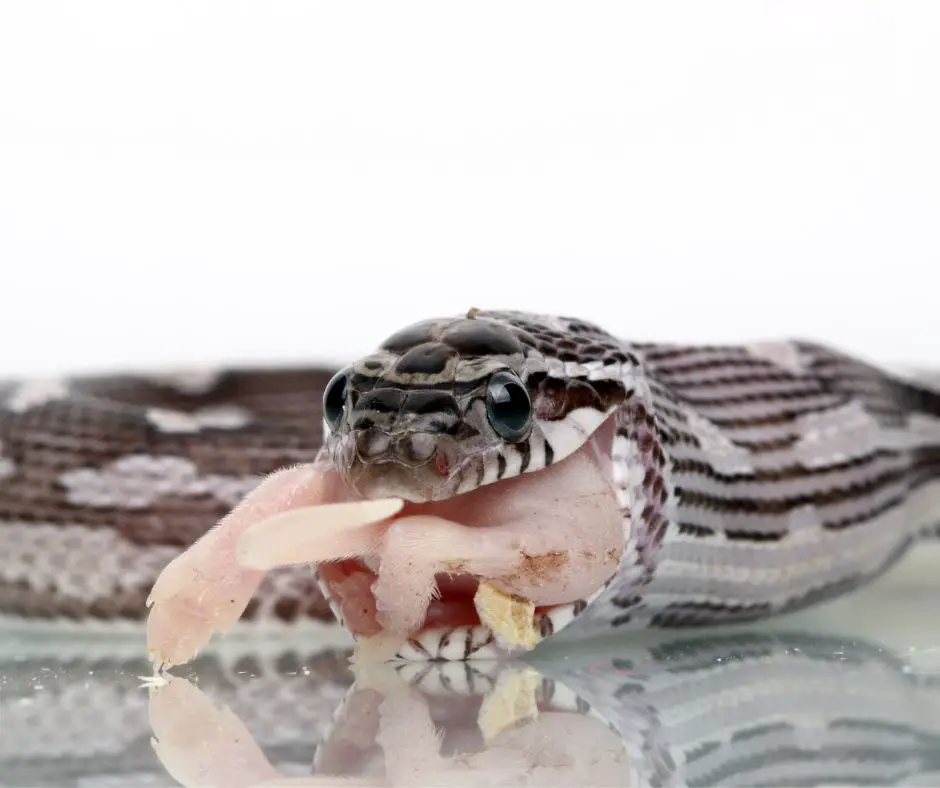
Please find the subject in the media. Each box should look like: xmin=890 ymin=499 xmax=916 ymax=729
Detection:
xmin=0 ymin=367 xmax=338 ymax=622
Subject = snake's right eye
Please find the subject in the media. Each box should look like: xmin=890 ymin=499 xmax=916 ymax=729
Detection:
xmin=323 ymin=369 xmax=350 ymax=432
xmin=485 ymin=370 xmax=532 ymax=443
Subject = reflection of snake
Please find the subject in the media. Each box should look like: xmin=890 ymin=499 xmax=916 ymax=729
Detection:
xmin=545 ymin=634 xmax=940 ymax=787
xmin=5 ymin=633 xmax=938 ymax=786
xmin=2 ymin=310 xmax=940 ymax=652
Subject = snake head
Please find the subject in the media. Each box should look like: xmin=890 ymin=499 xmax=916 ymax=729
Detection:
xmin=322 ymin=313 xmax=629 ymax=504
xmin=282 ymin=312 xmax=636 ymax=658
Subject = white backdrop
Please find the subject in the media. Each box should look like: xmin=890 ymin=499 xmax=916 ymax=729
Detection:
xmin=1 ymin=2 xmax=938 ymax=376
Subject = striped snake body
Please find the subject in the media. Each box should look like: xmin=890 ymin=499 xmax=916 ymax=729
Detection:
xmin=1 ymin=310 xmax=938 ymax=655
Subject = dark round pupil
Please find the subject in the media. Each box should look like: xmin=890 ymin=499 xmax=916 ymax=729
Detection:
xmin=324 ymin=373 xmax=348 ymax=428
xmin=487 ymin=373 xmax=531 ymax=440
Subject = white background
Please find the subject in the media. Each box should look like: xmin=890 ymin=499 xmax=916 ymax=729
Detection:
xmin=1 ymin=1 xmax=938 ymax=376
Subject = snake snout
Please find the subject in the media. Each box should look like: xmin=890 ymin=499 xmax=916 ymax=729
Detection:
xmin=354 ymin=427 xmax=450 ymax=469
xmin=341 ymin=384 xmax=464 ymax=499
xmin=342 ymin=425 xmax=461 ymax=502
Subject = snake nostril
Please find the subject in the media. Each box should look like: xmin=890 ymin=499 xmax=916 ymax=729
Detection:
xmin=356 ymin=429 xmax=391 ymax=460
xmin=357 ymin=430 xmax=450 ymax=472
xmin=396 ymin=432 xmax=437 ymax=466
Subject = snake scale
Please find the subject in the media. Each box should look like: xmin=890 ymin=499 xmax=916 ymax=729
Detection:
xmin=1 ymin=309 xmax=939 ymax=660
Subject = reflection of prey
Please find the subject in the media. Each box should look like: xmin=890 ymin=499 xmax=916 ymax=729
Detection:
xmin=151 ymin=662 xmax=627 ymax=786
xmin=0 ymin=648 xmax=354 ymax=787
xmin=146 ymin=632 xmax=940 ymax=787
xmin=5 ymin=631 xmax=937 ymax=786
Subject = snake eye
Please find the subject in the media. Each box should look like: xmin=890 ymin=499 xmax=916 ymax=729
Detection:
xmin=323 ymin=369 xmax=350 ymax=432
xmin=485 ymin=371 xmax=532 ymax=442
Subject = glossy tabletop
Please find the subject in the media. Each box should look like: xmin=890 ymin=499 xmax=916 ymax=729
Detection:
xmin=3 ymin=545 xmax=940 ymax=787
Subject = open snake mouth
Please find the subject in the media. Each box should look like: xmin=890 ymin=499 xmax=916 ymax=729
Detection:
xmin=235 ymin=416 xmax=625 ymax=661
xmin=318 ymin=562 xmax=502 ymax=660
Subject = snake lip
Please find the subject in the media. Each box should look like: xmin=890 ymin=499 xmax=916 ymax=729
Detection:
xmin=343 ymin=462 xmax=458 ymax=503
xmin=336 ymin=436 xmax=472 ymax=504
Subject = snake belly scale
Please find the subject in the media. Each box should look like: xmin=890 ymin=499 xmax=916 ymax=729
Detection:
xmin=1 ymin=310 xmax=939 ymax=655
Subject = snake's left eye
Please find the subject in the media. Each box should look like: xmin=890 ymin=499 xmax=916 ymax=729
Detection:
xmin=323 ymin=369 xmax=350 ymax=432
xmin=485 ymin=371 xmax=532 ymax=442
